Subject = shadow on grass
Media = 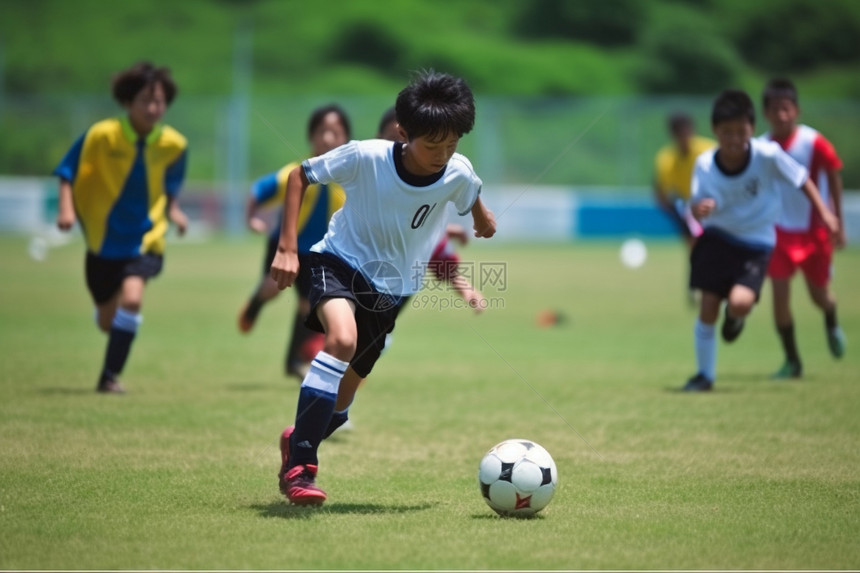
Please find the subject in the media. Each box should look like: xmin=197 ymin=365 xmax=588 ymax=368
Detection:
xmin=470 ymin=512 xmax=547 ymax=520
xmin=251 ymin=500 xmax=435 ymax=519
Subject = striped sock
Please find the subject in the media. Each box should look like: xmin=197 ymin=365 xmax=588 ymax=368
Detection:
xmin=288 ymin=351 xmax=349 ymax=468
xmin=694 ymin=319 xmax=717 ymax=381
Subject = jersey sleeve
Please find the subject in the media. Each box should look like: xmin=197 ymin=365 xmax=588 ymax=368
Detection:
xmin=813 ymin=134 xmax=843 ymax=172
xmin=52 ymin=133 xmax=86 ymax=182
xmin=302 ymin=140 xmax=359 ymax=187
xmin=772 ymin=145 xmax=809 ymax=189
xmin=454 ymin=179 xmax=481 ymax=216
xmin=251 ymin=171 xmax=281 ymax=206
xmin=164 ymin=149 xmax=187 ymax=198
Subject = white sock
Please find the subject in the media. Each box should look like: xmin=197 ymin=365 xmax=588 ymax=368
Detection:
xmin=694 ymin=319 xmax=717 ymax=381
xmin=301 ymin=351 xmax=349 ymax=397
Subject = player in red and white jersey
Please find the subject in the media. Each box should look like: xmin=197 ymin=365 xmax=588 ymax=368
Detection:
xmin=760 ymin=78 xmax=846 ymax=379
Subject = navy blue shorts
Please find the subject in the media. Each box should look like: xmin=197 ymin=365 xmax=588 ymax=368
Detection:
xmin=305 ymin=252 xmax=403 ymax=378
xmin=690 ymin=229 xmax=772 ymax=300
xmin=85 ymin=252 xmax=163 ymax=304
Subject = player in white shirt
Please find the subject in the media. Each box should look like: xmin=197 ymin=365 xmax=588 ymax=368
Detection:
xmin=760 ymin=78 xmax=846 ymax=379
xmin=683 ymin=90 xmax=838 ymax=392
xmin=269 ymin=71 xmax=497 ymax=504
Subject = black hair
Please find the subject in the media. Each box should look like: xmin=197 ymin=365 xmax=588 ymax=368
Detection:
xmin=394 ymin=70 xmax=475 ymax=142
xmin=711 ymin=89 xmax=755 ymax=127
xmin=307 ymin=103 xmax=352 ymax=140
xmin=762 ymin=78 xmax=798 ymax=110
xmin=668 ymin=112 xmax=693 ymax=135
xmin=377 ymin=106 xmax=397 ymax=136
xmin=112 ymin=61 xmax=178 ymax=105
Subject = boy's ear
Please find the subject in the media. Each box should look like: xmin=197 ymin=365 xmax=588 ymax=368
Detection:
xmin=397 ymin=125 xmax=409 ymax=142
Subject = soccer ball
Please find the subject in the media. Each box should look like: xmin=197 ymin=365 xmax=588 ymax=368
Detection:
xmin=478 ymin=439 xmax=558 ymax=517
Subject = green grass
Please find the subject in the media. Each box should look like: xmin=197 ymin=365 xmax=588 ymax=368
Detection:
xmin=1 ymin=235 xmax=859 ymax=569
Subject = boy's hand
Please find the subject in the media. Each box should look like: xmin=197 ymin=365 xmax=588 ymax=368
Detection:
xmin=446 ymin=224 xmax=469 ymax=245
xmin=270 ymin=249 xmax=299 ymax=290
xmin=169 ymin=206 xmax=188 ymax=237
xmin=247 ymin=215 xmax=268 ymax=234
xmin=820 ymin=209 xmax=840 ymax=237
xmin=57 ymin=207 xmax=76 ymax=231
xmin=473 ymin=209 xmax=497 ymax=239
xmin=691 ymin=199 xmax=715 ymax=220
xmin=833 ymin=228 xmax=847 ymax=250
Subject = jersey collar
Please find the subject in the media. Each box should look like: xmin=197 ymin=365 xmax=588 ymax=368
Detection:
xmin=119 ymin=115 xmax=163 ymax=145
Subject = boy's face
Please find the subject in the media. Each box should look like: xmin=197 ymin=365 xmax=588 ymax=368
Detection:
xmin=378 ymin=120 xmax=403 ymax=143
xmin=403 ymin=132 xmax=460 ymax=176
xmin=310 ymin=111 xmax=349 ymax=156
xmin=764 ymin=97 xmax=799 ymax=138
xmin=125 ymin=81 xmax=167 ymax=136
xmin=713 ymin=117 xmax=753 ymax=162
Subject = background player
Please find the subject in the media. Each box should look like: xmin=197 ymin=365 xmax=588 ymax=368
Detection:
xmin=684 ymin=90 xmax=838 ymax=392
xmin=760 ymin=78 xmax=846 ymax=379
xmin=270 ymin=71 xmax=496 ymax=505
xmin=653 ymin=112 xmax=715 ymax=304
xmin=54 ymin=61 xmax=188 ymax=393
xmin=237 ymin=104 xmax=350 ymax=379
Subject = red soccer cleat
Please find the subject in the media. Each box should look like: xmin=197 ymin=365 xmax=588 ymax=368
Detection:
xmin=281 ymin=464 xmax=327 ymax=505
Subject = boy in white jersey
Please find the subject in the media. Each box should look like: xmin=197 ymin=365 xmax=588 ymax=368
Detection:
xmin=269 ymin=71 xmax=496 ymax=503
xmin=683 ymin=90 xmax=838 ymax=392
xmin=760 ymin=78 xmax=846 ymax=379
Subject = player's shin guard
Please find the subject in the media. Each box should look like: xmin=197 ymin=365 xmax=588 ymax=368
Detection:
xmin=101 ymin=308 xmax=142 ymax=380
xmin=289 ymin=352 xmax=349 ymax=469
xmin=694 ymin=319 xmax=717 ymax=381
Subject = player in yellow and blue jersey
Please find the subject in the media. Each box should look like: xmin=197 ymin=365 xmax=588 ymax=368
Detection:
xmin=237 ymin=105 xmax=350 ymax=379
xmin=54 ymin=61 xmax=188 ymax=393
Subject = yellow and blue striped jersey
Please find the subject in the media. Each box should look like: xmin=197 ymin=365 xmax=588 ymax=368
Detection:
xmin=252 ymin=161 xmax=345 ymax=252
xmin=654 ymin=135 xmax=715 ymax=201
xmin=53 ymin=116 xmax=188 ymax=258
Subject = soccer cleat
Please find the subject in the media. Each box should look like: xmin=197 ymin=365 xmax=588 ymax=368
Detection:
xmin=682 ymin=373 xmax=713 ymax=392
xmin=721 ymin=307 xmax=745 ymax=343
xmin=278 ymin=426 xmax=294 ymax=470
xmin=96 ymin=377 xmax=126 ymax=394
xmin=237 ymin=302 xmax=255 ymax=333
xmin=771 ymin=361 xmax=803 ymax=380
xmin=826 ymin=326 xmax=845 ymax=359
xmin=281 ymin=464 xmax=327 ymax=505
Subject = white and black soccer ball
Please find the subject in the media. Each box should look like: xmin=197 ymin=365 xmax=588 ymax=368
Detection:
xmin=478 ymin=439 xmax=558 ymax=517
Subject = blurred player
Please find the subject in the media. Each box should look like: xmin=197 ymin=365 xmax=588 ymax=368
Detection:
xmin=53 ymin=61 xmax=188 ymax=393
xmin=270 ymin=71 xmax=496 ymax=504
xmin=684 ymin=90 xmax=838 ymax=392
xmin=377 ymin=107 xmax=486 ymax=314
xmin=759 ymin=78 xmax=846 ymax=379
xmin=237 ymin=104 xmax=351 ymax=379
xmin=653 ymin=112 xmax=715 ymax=304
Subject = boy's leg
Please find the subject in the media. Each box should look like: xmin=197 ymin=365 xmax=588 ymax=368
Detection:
xmin=285 ymin=295 xmax=319 ymax=378
xmin=98 ymin=275 xmax=145 ymax=392
xmin=771 ymin=278 xmax=802 ymax=378
xmin=238 ymin=276 xmax=281 ymax=333
xmin=322 ymin=367 xmax=364 ymax=438
xmin=686 ymin=291 xmax=721 ymax=390
xmin=288 ymin=298 xmax=357 ymax=469
xmin=805 ymin=275 xmax=844 ymax=358
xmin=722 ymin=284 xmax=756 ymax=343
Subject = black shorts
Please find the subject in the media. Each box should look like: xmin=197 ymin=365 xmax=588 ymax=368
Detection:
xmin=690 ymin=228 xmax=772 ymax=300
xmin=305 ymin=252 xmax=403 ymax=378
xmin=85 ymin=252 xmax=163 ymax=304
xmin=264 ymin=237 xmax=312 ymax=298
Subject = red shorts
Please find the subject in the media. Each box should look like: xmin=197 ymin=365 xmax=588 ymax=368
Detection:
xmin=767 ymin=226 xmax=833 ymax=287
xmin=427 ymin=238 xmax=460 ymax=282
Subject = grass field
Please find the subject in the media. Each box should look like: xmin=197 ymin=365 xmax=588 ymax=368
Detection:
xmin=1 ymin=234 xmax=859 ymax=570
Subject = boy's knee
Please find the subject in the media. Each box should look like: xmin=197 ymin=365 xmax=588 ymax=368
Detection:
xmin=324 ymin=331 xmax=357 ymax=362
xmin=727 ymin=300 xmax=754 ymax=318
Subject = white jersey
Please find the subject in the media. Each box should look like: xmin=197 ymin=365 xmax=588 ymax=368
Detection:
xmin=691 ymin=138 xmax=808 ymax=248
xmin=303 ymin=139 xmax=481 ymax=296
xmin=758 ymin=125 xmax=840 ymax=232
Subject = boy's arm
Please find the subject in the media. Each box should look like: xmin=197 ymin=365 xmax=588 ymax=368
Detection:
xmin=800 ymin=178 xmax=839 ymax=235
xmin=245 ymin=194 xmax=267 ymax=234
xmin=167 ymin=196 xmax=188 ymax=237
xmin=271 ymin=166 xmax=309 ymax=289
xmin=471 ymin=196 xmax=496 ymax=238
xmin=57 ymin=179 xmax=76 ymax=231
xmin=826 ymin=169 xmax=846 ymax=248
